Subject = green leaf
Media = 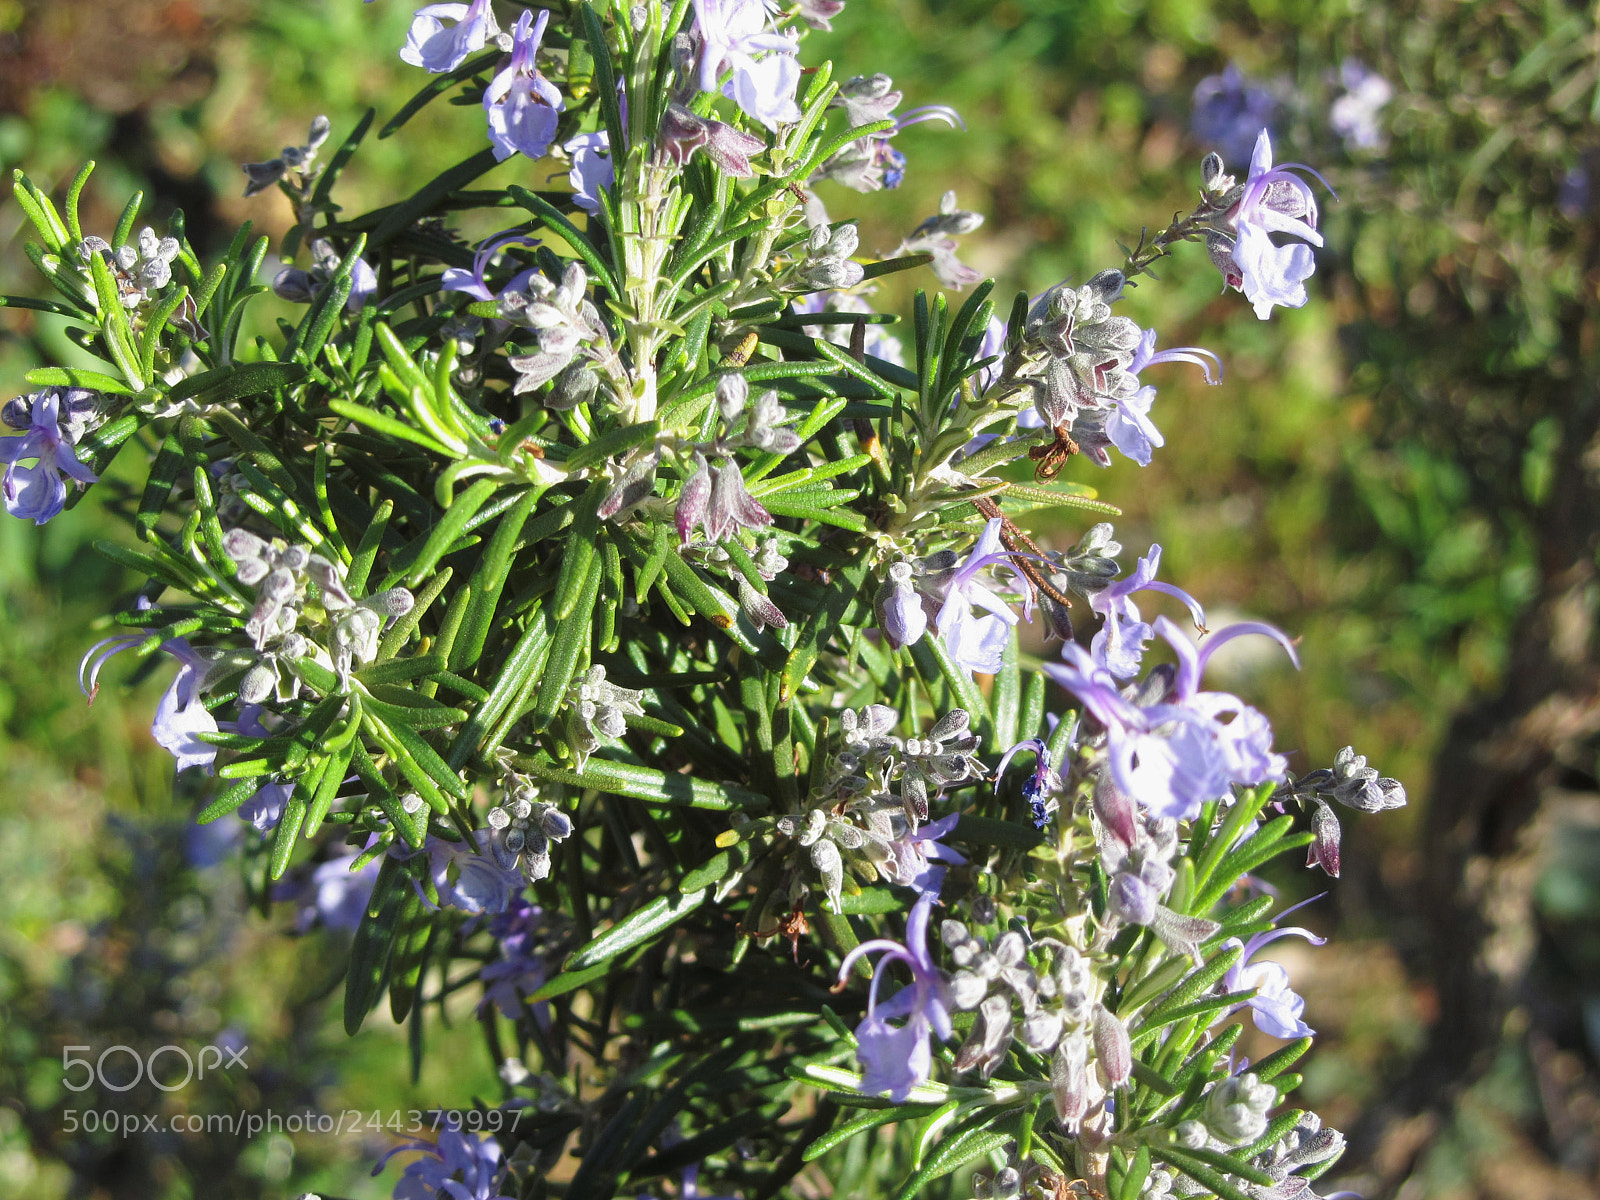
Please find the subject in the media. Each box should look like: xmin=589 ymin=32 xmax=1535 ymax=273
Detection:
xmin=23 ymin=366 xmax=134 ymax=395
xmin=507 ymin=183 xmax=620 ymax=295
xmin=860 ymin=253 xmax=935 ymax=282
xmin=893 ymin=1122 xmax=1014 ymax=1200
xmin=344 ymin=853 xmax=411 ymax=1035
xmin=563 ymin=887 xmax=710 ymax=971
xmin=518 ymin=752 xmax=767 ymax=811
xmin=803 ymin=1104 xmax=939 ymax=1161
xmin=1154 ymin=1144 xmax=1274 ymax=1194
xmin=371 ymin=147 xmax=502 ymax=248
xmin=530 ymin=551 xmax=602 ymax=729
xmin=379 ymin=54 xmax=499 ymax=139
xmin=564 ymin=420 xmax=660 ymax=474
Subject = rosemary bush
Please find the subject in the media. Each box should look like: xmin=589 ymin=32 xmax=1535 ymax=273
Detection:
xmin=2 ymin=2 xmax=1407 ymax=1197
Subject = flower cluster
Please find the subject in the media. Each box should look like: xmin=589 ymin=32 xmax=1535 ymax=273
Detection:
xmin=0 ymin=387 xmax=101 ymax=524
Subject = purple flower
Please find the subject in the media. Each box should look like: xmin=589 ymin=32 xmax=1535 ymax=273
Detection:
xmin=478 ymin=897 xmax=551 ymax=1021
xmin=1 ymin=389 xmax=99 ymax=524
xmin=678 ymin=456 xmax=773 ymax=544
xmin=1089 ymin=544 xmax=1207 ymax=679
xmin=835 ymin=894 xmax=953 ymax=1100
xmin=484 ymin=9 xmax=564 ymax=162
xmin=272 ymin=239 xmax=378 ymax=312
xmin=441 ymin=231 xmax=540 ymax=301
xmin=80 ymin=627 xmax=225 ymax=775
xmin=1042 ymin=618 xmax=1297 ymax=821
xmin=374 ymin=1129 xmax=517 ymax=1200
xmin=280 ymin=852 xmax=382 ymax=933
xmin=1222 ymin=131 xmax=1329 ymax=320
xmin=1330 ymin=59 xmax=1392 ymax=152
xmin=1192 ymin=64 xmax=1277 ymax=165
xmin=425 ymin=832 xmax=526 ymax=915
xmin=564 ymin=131 xmax=613 ymax=213
xmin=152 ymin=639 xmax=223 ymax=774
xmin=995 ymin=737 xmax=1060 ymax=829
xmin=922 ymin=518 xmax=1024 ymax=675
xmin=1222 ymin=899 xmax=1326 ymax=1040
xmin=659 ymin=103 xmax=770 ymax=178
xmin=874 ymin=560 xmax=928 ymax=650
xmin=882 ymin=812 xmax=966 ymax=898
xmin=1098 ymin=332 xmax=1222 ymax=468
xmin=691 ymin=0 xmax=801 ymax=129
xmin=401 ymin=0 xmax=496 ymax=73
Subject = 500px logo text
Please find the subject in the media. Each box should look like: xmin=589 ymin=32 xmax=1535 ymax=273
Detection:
xmin=62 ymin=1043 xmax=249 ymax=1093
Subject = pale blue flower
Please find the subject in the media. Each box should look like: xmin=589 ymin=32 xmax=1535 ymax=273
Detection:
xmin=1225 ymin=131 xmax=1329 ymax=320
xmin=484 ymin=9 xmax=564 ymax=162
xmin=1042 ymin=618 xmax=1297 ymax=821
xmin=425 ymin=832 xmax=526 ymax=915
xmin=1330 ymin=59 xmax=1392 ymax=152
xmin=374 ymin=1129 xmax=517 ymax=1200
xmin=441 ymin=230 xmax=540 ymax=301
xmin=564 ymin=130 xmax=613 ymax=213
xmin=401 ymin=0 xmax=496 ymax=73
xmin=1193 ymin=64 xmax=1277 ymax=165
xmin=925 ymin=518 xmax=1024 ymax=675
xmin=692 ymin=0 xmax=801 ymax=129
xmin=1089 ymin=544 xmax=1207 ymax=678
xmin=0 ymin=389 xmax=98 ymax=524
xmin=152 ymin=639 xmax=223 ymax=774
xmin=835 ymin=894 xmax=952 ymax=1100
xmin=1222 ymin=898 xmax=1327 ymax=1040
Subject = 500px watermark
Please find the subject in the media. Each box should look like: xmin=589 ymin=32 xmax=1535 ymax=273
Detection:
xmin=61 ymin=1043 xmax=249 ymax=1093
xmin=62 ymin=1108 xmax=530 ymax=1138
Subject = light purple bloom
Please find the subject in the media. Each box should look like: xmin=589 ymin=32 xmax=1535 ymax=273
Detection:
xmin=281 ymin=852 xmax=382 ymax=933
xmin=0 ymin=390 xmax=98 ymax=524
xmin=401 ymin=0 xmax=496 ymax=73
xmin=995 ymin=737 xmax=1060 ymax=829
xmin=692 ymin=0 xmax=801 ymax=129
xmin=1222 ymin=899 xmax=1326 ymax=1040
xmin=564 ymin=130 xmax=613 ymax=214
xmin=1089 ymin=544 xmax=1207 ymax=678
xmin=923 ymin=518 xmax=1025 ymax=675
xmin=374 ymin=1129 xmax=517 ymax=1200
xmin=441 ymin=231 xmax=540 ymax=301
xmin=882 ymin=812 xmax=966 ymax=898
xmin=835 ymin=894 xmax=953 ymax=1100
xmin=1097 ymin=331 xmax=1221 ymax=468
xmin=1330 ymin=59 xmax=1392 ymax=152
xmin=1224 ymin=131 xmax=1329 ymax=320
xmin=153 ymin=639 xmax=222 ymax=774
xmin=272 ymin=239 xmax=378 ymax=312
xmin=874 ymin=560 xmax=927 ymax=650
xmin=1193 ymin=64 xmax=1277 ymax=165
xmin=1042 ymin=617 xmax=1297 ymax=821
xmin=478 ymin=897 xmax=551 ymax=1021
xmin=484 ymin=9 xmax=564 ymax=162
xmin=425 ymin=831 xmax=526 ymax=915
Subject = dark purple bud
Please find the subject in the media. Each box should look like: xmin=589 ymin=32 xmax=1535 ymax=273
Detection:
xmin=738 ymin=577 xmax=788 ymax=632
xmin=1307 ymin=796 xmax=1341 ymax=877
xmin=1093 ymin=778 xmax=1139 ymax=849
xmin=598 ymin=452 xmax=660 ymax=521
xmin=675 ymin=453 xmax=712 ymax=544
xmin=659 ymin=103 xmax=710 ymax=167
xmin=701 ymin=120 xmax=767 ymax=179
xmin=953 ymin=994 xmax=1013 ymax=1079
xmin=1092 ymin=1004 xmax=1131 ymax=1087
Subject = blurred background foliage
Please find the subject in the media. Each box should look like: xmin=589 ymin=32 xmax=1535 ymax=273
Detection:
xmin=1 ymin=0 xmax=1598 ymax=1196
